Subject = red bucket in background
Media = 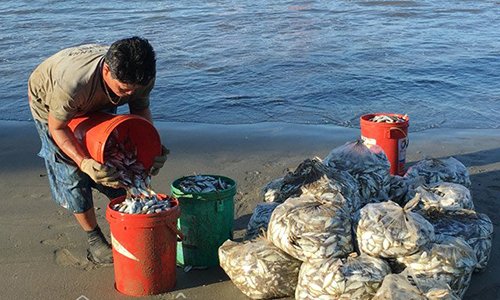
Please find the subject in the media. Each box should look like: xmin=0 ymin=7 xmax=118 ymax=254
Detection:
xmin=106 ymin=195 xmax=182 ymax=296
xmin=67 ymin=112 xmax=161 ymax=169
xmin=360 ymin=113 xmax=409 ymax=176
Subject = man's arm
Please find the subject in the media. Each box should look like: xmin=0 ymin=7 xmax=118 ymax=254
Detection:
xmin=47 ymin=113 xmax=89 ymax=166
xmin=130 ymin=107 xmax=154 ymax=124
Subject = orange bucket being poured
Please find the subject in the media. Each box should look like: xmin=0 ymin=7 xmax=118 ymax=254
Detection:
xmin=67 ymin=112 xmax=162 ymax=170
xmin=360 ymin=113 xmax=409 ymax=176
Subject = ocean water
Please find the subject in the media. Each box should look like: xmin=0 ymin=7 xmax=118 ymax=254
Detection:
xmin=1 ymin=0 xmax=499 ymax=132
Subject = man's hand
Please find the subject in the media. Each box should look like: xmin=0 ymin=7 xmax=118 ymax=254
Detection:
xmin=80 ymin=158 xmax=121 ymax=188
xmin=150 ymin=145 xmax=169 ymax=176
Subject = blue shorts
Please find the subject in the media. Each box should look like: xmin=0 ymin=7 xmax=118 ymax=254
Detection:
xmin=34 ymin=120 xmax=126 ymax=213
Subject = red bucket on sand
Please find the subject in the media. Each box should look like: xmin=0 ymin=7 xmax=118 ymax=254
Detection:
xmin=360 ymin=113 xmax=409 ymax=176
xmin=106 ymin=195 xmax=182 ymax=296
xmin=67 ymin=112 xmax=161 ymax=169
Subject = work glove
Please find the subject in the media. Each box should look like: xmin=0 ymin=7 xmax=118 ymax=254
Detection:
xmin=150 ymin=145 xmax=169 ymax=176
xmin=80 ymin=158 xmax=121 ymax=188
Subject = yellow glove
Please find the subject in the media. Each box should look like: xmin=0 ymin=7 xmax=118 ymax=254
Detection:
xmin=80 ymin=158 xmax=121 ymax=188
xmin=150 ymin=145 xmax=169 ymax=176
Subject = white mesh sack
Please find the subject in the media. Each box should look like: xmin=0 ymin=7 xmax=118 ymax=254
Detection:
xmin=218 ymin=237 xmax=302 ymax=299
xmin=267 ymin=194 xmax=352 ymax=262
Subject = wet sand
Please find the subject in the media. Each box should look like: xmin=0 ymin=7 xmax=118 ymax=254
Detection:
xmin=0 ymin=120 xmax=499 ymax=299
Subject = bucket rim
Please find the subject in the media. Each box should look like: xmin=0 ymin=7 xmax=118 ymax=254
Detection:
xmin=170 ymin=175 xmax=237 ymax=197
xmin=106 ymin=194 xmax=180 ymax=221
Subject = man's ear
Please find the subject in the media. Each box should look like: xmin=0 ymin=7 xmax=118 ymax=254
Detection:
xmin=103 ymin=63 xmax=110 ymax=76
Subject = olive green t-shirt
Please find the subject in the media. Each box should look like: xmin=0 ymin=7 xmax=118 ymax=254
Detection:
xmin=28 ymin=44 xmax=154 ymax=123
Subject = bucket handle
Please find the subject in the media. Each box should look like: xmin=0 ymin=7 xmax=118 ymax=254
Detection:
xmin=387 ymin=127 xmax=408 ymax=139
xmin=166 ymin=222 xmax=184 ymax=241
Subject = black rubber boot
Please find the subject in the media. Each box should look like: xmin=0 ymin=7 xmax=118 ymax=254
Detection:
xmin=86 ymin=225 xmax=113 ymax=265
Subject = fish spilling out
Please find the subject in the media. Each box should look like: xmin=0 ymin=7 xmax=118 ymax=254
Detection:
xmin=104 ymin=129 xmax=153 ymax=198
xmin=105 ymin=129 xmax=174 ymax=214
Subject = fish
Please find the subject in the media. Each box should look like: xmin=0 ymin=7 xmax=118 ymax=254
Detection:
xmin=397 ymin=235 xmax=477 ymax=298
xmin=404 ymin=157 xmax=471 ymax=188
xmin=369 ymin=114 xmax=407 ymax=123
xmin=178 ymin=175 xmax=231 ymax=193
xmin=296 ymin=253 xmax=390 ymax=300
xmin=267 ymin=195 xmax=353 ymax=262
xmin=355 ymin=199 xmax=435 ymax=258
xmin=218 ymin=236 xmax=302 ymax=299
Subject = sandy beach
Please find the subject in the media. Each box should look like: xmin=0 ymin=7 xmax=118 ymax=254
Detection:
xmin=1 ymin=120 xmax=499 ymax=300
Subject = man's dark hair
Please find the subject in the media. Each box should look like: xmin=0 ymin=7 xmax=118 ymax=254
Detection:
xmin=104 ymin=36 xmax=156 ymax=86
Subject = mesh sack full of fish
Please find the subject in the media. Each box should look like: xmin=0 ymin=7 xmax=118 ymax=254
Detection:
xmin=397 ymin=235 xmax=477 ymax=298
xmin=245 ymin=202 xmax=280 ymax=240
xmin=218 ymin=237 xmax=301 ymax=299
xmin=412 ymin=182 xmax=474 ymax=213
xmin=262 ymin=158 xmax=360 ymax=211
xmin=104 ymin=129 xmax=152 ymax=197
xmin=420 ymin=209 xmax=493 ymax=272
xmin=177 ymin=175 xmax=232 ymax=193
xmin=356 ymin=197 xmax=435 ymax=258
xmin=386 ymin=175 xmax=426 ymax=205
xmin=267 ymin=194 xmax=353 ymax=261
xmin=301 ymin=168 xmax=362 ymax=213
xmin=404 ymin=157 xmax=471 ymax=189
xmin=296 ymin=253 xmax=391 ymax=300
xmin=372 ymin=269 xmax=459 ymax=300
xmin=262 ymin=158 xmax=330 ymax=203
xmin=324 ymin=140 xmax=391 ymax=206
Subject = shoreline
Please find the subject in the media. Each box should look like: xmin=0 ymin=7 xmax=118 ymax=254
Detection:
xmin=0 ymin=120 xmax=499 ymax=299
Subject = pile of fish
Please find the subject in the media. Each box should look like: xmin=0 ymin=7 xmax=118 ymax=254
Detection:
xmin=356 ymin=198 xmax=435 ymax=258
xmin=396 ymin=235 xmax=477 ymax=298
xmin=324 ymin=140 xmax=391 ymax=206
xmin=420 ymin=209 xmax=493 ymax=272
xmin=267 ymin=195 xmax=353 ymax=261
xmin=178 ymin=175 xmax=232 ymax=193
xmin=373 ymin=269 xmax=459 ymax=299
xmin=369 ymin=114 xmax=407 ymax=123
xmin=218 ymin=236 xmax=302 ymax=299
xmin=112 ymin=194 xmax=173 ymax=214
xmin=405 ymin=157 xmax=471 ymax=188
xmin=267 ymin=158 xmax=362 ymax=214
xmin=413 ymin=182 xmax=475 ymax=213
xmin=296 ymin=253 xmax=391 ymax=299
xmin=220 ymin=139 xmax=492 ymax=299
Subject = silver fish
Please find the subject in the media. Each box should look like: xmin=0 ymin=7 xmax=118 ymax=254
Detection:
xmin=296 ymin=253 xmax=391 ymax=300
xmin=218 ymin=236 xmax=301 ymax=299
